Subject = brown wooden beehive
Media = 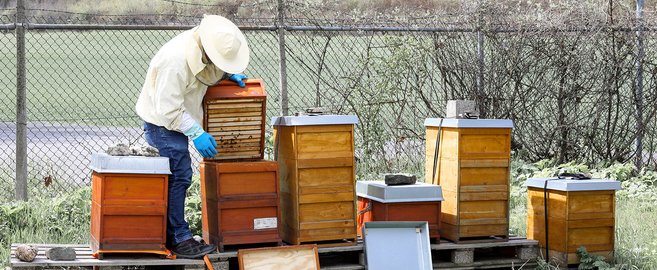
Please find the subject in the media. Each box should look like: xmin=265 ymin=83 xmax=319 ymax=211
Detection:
xmin=425 ymin=118 xmax=513 ymax=243
xmin=200 ymin=160 xmax=281 ymax=251
xmin=355 ymin=181 xmax=443 ymax=240
xmin=203 ymin=79 xmax=266 ymax=161
xmin=526 ymin=178 xmax=620 ymax=265
xmin=273 ymin=115 xmax=359 ymax=246
xmin=90 ymin=173 xmax=169 ymax=256
xmin=89 ymin=154 xmax=171 ymax=258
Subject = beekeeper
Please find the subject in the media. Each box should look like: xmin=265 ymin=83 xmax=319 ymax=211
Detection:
xmin=135 ymin=15 xmax=249 ymax=259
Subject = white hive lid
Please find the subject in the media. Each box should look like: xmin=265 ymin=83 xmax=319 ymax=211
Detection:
xmin=271 ymin=115 xmax=359 ymax=126
xmin=356 ymin=181 xmax=444 ymax=203
xmin=424 ymin=118 xmax=514 ymax=128
xmin=526 ymin=178 xmax=621 ymax=191
xmin=90 ymin=152 xmax=171 ymax=174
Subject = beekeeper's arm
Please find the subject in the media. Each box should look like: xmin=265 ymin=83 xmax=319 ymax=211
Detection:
xmin=227 ymin=73 xmax=248 ymax=87
xmin=152 ymin=66 xmax=217 ymax=158
xmin=180 ymin=112 xmax=217 ymax=158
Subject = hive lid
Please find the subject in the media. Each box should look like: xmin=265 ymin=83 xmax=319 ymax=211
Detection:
xmin=271 ymin=115 xmax=359 ymax=126
xmin=424 ymin=118 xmax=514 ymax=128
xmin=204 ymin=79 xmax=266 ymax=100
xmin=526 ymin=178 xmax=621 ymax=191
xmin=363 ymin=221 xmax=432 ymax=270
xmin=356 ymin=181 xmax=444 ymax=203
xmin=90 ymin=153 xmax=171 ymax=174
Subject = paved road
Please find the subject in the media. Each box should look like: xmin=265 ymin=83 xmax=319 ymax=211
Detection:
xmin=0 ymin=121 xmax=201 ymax=188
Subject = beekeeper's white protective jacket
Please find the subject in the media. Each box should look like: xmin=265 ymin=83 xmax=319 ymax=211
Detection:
xmin=136 ymin=28 xmax=225 ymax=133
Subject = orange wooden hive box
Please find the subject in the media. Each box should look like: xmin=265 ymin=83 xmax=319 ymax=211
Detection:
xmin=89 ymin=153 xmax=171 ymax=258
xmin=526 ymin=178 xmax=621 ymax=265
xmin=200 ymin=160 xmax=281 ymax=251
xmin=355 ymin=181 xmax=443 ymax=240
xmin=203 ymin=79 xmax=266 ymax=161
xmin=425 ymin=118 xmax=513 ymax=243
xmin=273 ymin=115 xmax=359 ymax=246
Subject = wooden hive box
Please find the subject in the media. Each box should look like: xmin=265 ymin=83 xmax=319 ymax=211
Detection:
xmin=272 ymin=115 xmax=359 ymax=245
xmin=356 ymin=181 xmax=443 ymax=240
xmin=424 ymin=118 xmax=513 ymax=242
xmin=200 ymin=160 xmax=281 ymax=251
xmin=526 ymin=178 xmax=621 ymax=265
xmin=89 ymin=153 xmax=171 ymax=258
xmin=203 ymin=79 xmax=266 ymax=161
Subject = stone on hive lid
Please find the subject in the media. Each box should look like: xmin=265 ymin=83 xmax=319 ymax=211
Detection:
xmin=384 ymin=173 xmax=417 ymax=185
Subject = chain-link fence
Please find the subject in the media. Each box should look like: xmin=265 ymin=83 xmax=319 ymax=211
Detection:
xmin=2 ymin=1 xmax=657 ymax=201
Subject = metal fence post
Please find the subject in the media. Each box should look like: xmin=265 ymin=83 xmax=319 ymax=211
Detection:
xmin=476 ymin=29 xmax=484 ymax=116
xmin=15 ymin=0 xmax=28 ymax=201
xmin=634 ymin=0 xmax=645 ymax=169
xmin=476 ymin=1 xmax=485 ymax=117
xmin=277 ymin=0 xmax=289 ymax=116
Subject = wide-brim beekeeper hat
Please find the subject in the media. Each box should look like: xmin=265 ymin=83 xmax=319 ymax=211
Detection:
xmin=197 ymin=15 xmax=250 ymax=74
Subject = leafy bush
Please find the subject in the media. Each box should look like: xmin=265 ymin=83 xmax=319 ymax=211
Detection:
xmin=185 ymin=175 xmax=203 ymax=237
xmin=577 ymin=246 xmax=616 ymax=270
xmin=44 ymin=187 xmax=92 ymax=237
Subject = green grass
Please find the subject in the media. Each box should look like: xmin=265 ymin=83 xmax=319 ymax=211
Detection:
xmin=614 ymin=199 xmax=657 ymax=269
xmin=0 ymin=29 xmax=370 ymax=125
xmin=0 ymin=187 xmax=91 ymax=267
xmin=0 ymin=30 xmax=283 ymax=125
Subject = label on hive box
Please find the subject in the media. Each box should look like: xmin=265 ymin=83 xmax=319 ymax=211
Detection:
xmin=253 ymin=217 xmax=277 ymax=230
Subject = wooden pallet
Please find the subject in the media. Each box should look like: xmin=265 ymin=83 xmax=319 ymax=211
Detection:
xmin=9 ymin=244 xmax=204 ymax=269
xmin=214 ymin=241 xmax=283 ymax=253
xmin=9 ymin=238 xmax=538 ymax=270
xmin=297 ymin=238 xmax=359 ymax=248
xmin=8 ymin=244 xmax=363 ymax=270
xmin=431 ymin=237 xmax=539 ymax=269
xmin=448 ymin=235 xmax=510 ymax=244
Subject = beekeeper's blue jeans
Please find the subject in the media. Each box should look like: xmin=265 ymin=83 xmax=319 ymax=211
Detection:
xmin=144 ymin=122 xmax=193 ymax=247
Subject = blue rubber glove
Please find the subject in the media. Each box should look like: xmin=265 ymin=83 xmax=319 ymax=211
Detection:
xmin=193 ymin=132 xmax=218 ymax=158
xmin=228 ymin=73 xmax=248 ymax=88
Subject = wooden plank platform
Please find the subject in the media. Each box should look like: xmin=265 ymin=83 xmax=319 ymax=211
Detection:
xmin=434 ymin=258 xmax=537 ymax=269
xmin=431 ymin=237 xmax=539 ymax=268
xmin=10 ymin=238 xmax=538 ymax=269
xmin=10 ymin=244 xmax=201 ymax=267
xmin=431 ymin=237 xmax=538 ymax=250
